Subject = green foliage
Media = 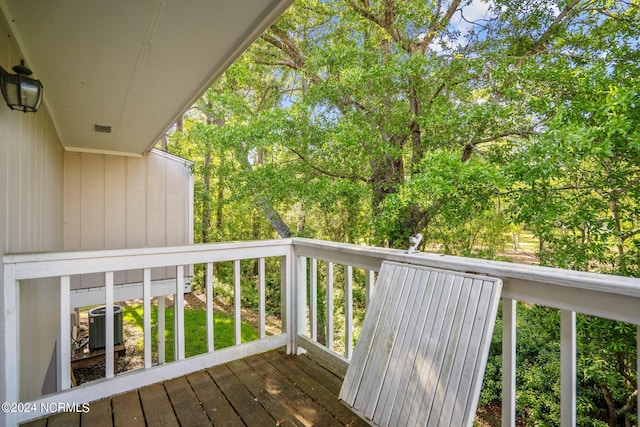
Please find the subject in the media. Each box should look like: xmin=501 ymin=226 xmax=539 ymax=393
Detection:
xmin=156 ymin=1 xmax=639 ymax=424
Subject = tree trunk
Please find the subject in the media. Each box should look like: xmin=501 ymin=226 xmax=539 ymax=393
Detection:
xmin=258 ymin=200 xmax=292 ymax=238
xmin=599 ymin=383 xmax=619 ymax=427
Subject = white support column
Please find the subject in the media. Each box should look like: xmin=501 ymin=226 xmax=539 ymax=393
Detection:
xmin=326 ymin=261 xmax=334 ymax=352
xmin=258 ymin=258 xmax=266 ymax=339
xmin=59 ymin=275 xmax=71 ymax=390
xmin=560 ymin=310 xmax=576 ymax=427
xmin=206 ymin=262 xmax=214 ymax=352
xmin=281 ymin=256 xmax=292 ymax=354
xmin=502 ymin=298 xmax=516 ymax=427
xmin=234 ymin=260 xmax=241 ymax=346
xmin=158 ymin=296 xmax=165 ymax=364
xmin=175 ymin=266 xmax=185 ymax=361
xmin=143 ymin=269 xmax=152 ymax=369
xmin=2 ymin=264 xmax=19 ymax=411
xmin=637 ymin=326 xmax=639 ymax=425
xmin=310 ymin=258 xmax=318 ymax=341
xmin=105 ymin=272 xmax=115 ymax=379
xmin=344 ymin=265 xmax=353 ymax=360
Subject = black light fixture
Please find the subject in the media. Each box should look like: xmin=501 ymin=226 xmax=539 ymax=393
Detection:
xmin=0 ymin=60 xmax=43 ymax=113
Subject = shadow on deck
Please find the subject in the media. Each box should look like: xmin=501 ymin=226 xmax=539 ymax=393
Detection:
xmin=22 ymin=348 xmax=366 ymax=427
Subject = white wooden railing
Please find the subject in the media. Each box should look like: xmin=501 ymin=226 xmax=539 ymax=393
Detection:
xmin=291 ymin=239 xmax=640 ymax=427
xmin=2 ymin=238 xmax=640 ymax=426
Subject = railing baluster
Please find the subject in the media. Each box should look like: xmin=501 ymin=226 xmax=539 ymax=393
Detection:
xmin=296 ymin=256 xmax=307 ymax=350
xmin=281 ymin=255 xmax=292 ymax=354
xmin=143 ymin=268 xmax=152 ymax=369
xmin=310 ymin=258 xmax=318 ymax=341
xmin=206 ymin=262 xmax=214 ymax=352
xmin=60 ymin=275 xmax=71 ymax=390
xmin=365 ymin=269 xmax=375 ymax=309
xmin=345 ymin=265 xmax=353 ymax=360
xmin=560 ymin=310 xmax=576 ymax=426
xmin=502 ymin=298 xmax=516 ymax=427
xmin=175 ymin=265 xmax=185 ymax=360
xmin=326 ymin=261 xmax=334 ymax=352
xmin=105 ymin=272 xmax=115 ymax=378
xmin=259 ymin=258 xmax=266 ymax=339
xmin=158 ymin=296 xmax=165 ymax=364
xmin=234 ymin=260 xmax=241 ymax=346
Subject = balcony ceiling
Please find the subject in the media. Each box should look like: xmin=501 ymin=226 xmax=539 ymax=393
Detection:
xmin=0 ymin=0 xmax=292 ymax=156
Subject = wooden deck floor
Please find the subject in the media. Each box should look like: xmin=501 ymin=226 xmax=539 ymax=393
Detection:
xmin=22 ymin=348 xmax=367 ymax=427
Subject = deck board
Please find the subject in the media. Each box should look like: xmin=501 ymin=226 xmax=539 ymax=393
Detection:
xmin=243 ymin=354 xmax=342 ymax=427
xmin=208 ymin=363 xmax=276 ymax=426
xmin=111 ymin=390 xmax=145 ymax=427
xmin=80 ymin=397 xmax=112 ymax=427
xmin=186 ymin=370 xmax=245 ymax=427
xmin=138 ymin=382 xmax=179 ymax=427
xmin=47 ymin=411 xmax=80 ymax=427
xmin=164 ymin=376 xmax=211 ymax=426
xmin=21 ymin=348 xmax=363 ymax=427
xmin=266 ymin=351 xmax=368 ymax=427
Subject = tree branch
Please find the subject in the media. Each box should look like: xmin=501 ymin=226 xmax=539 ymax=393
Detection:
xmin=419 ymin=0 xmax=462 ymax=53
xmin=287 ymin=146 xmax=371 ymax=183
xmin=524 ymin=0 xmax=582 ymax=57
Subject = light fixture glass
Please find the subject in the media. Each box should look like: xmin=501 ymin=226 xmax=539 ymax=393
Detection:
xmin=0 ymin=60 xmax=43 ymax=113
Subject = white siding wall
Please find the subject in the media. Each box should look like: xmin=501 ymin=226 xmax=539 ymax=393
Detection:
xmin=64 ymin=150 xmax=193 ymax=288
xmin=0 ymin=21 xmax=65 ymax=400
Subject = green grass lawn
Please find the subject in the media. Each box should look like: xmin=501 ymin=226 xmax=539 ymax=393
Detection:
xmin=122 ymin=303 xmax=258 ymax=362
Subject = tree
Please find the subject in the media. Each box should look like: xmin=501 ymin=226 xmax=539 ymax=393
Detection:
xmin=255 ymin=0 xmax=590 ymax=248
xmin=505 ymin=2 xmax=640 ymax=424
xmin=160 ymin=1 xmax=639 ymax=423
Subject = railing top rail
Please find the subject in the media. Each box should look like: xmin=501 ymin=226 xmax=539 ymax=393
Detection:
xmin=291 ymin=238 xmax=640 ymax=299
xmin=4 ymin=236 xmax=640 ymax=299
xmin=3 ymin=239 xmax=293 ymax=280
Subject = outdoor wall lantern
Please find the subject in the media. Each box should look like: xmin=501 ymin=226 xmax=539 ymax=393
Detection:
xmin=0 ymin=60 xmax=43 ymax=113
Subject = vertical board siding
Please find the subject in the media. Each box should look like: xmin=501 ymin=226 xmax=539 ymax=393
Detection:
xmin=339 ymin=261 xmax=502 ymax=427
xmin=63 ymin=150 xmax=192 ymax=289
xmin=1 ymin=18 xmax=65 ymax=402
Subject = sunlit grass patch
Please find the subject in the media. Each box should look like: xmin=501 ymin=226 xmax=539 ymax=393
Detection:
xmin=122 ymin=302 xmax=258 ymax=362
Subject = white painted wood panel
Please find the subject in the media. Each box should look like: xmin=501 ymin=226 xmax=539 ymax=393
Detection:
xmin=340 ymin=261 xmax=502 ymax=427
xmin=64 ymin=149 xmax=193 ymax=289
xmin=1 ymin=19 xmax=65 ymax=403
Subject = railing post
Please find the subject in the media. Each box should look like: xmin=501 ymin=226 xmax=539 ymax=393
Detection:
xmin=560 ymin=310 xmax=576 ymax=427
xmin=296 ymin=256 xmax=307 ymax=354
xmin=310 ymin=258 xmax=318 ymax=341
xmin=502 ymin=298 xmax=516 ymax=427
xmin=365 ymin=269 xmax=375 ymax=309
xmin=2 ymin=264 xmax=19 ymax=426
xmin=637 ymin=325 xmax=639 ymax=425
xmin=282 ymin=252 xmax=294 ymax=354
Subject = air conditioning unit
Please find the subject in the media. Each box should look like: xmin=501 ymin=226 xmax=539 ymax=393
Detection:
xmin=88 ymin=305 xmax=123 ymax=350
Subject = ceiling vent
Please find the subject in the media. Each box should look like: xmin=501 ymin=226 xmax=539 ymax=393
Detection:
xmin=93 ymin=124 xmax=112 ymax=133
